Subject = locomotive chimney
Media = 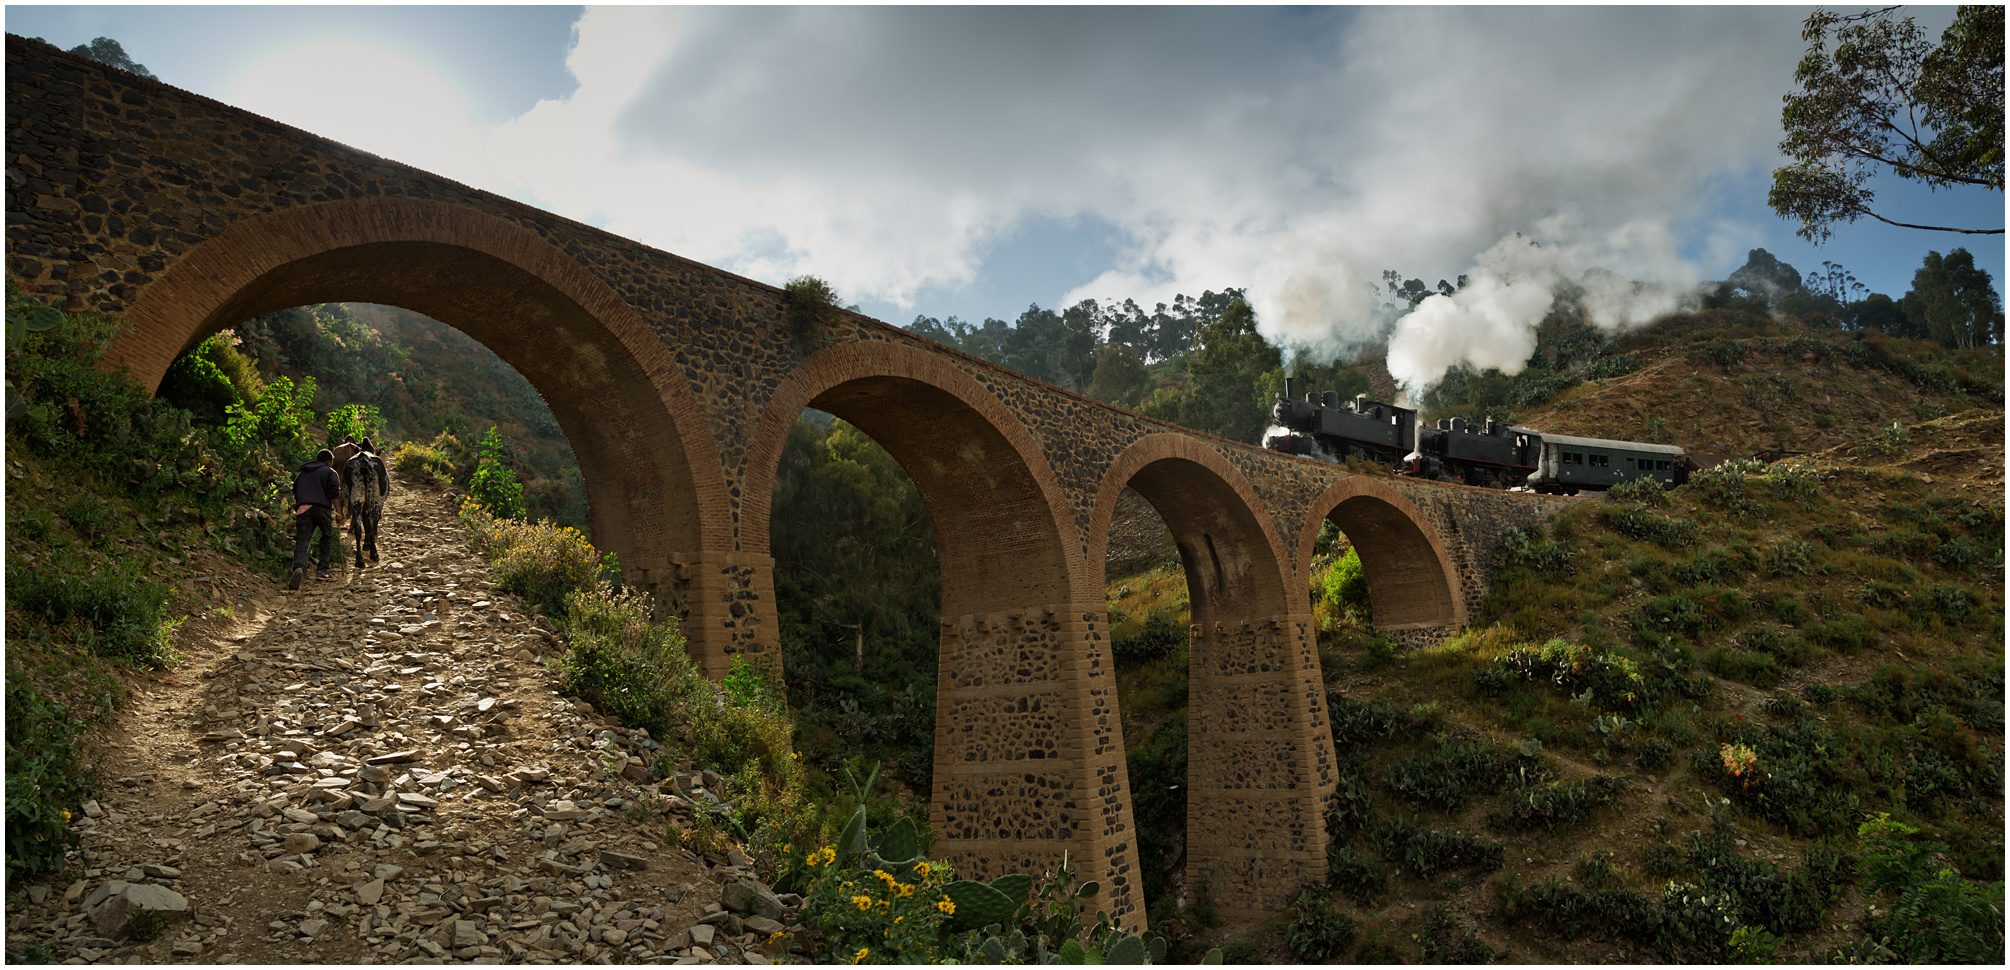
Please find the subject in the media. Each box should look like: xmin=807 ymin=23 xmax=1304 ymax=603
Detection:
xmin=1283 ymin=375 xmax=1293 ymax=401
xmin=1323 ymin=391 xmax=1339 ymax=409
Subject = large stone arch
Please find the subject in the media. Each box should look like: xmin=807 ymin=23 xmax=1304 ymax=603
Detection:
xmin=1091 ymin=434 xmax=1334 ymax=918
xmin=1297 ymin=476 xmax=1465 ymax=633
xmin=113 ymin=196 xmax=731 ymax=637
xmin=743 ymin=340 xmax=1141 ymax=927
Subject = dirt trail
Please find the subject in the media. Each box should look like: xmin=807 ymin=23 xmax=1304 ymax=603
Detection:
xmin=6 ymin=472 xmax=792 ymax=965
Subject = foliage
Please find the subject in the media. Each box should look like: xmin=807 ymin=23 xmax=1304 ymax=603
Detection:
xmin=1384 ymin=736 xmax=1541 ymax=812
xmin=1326 ymin=844 xmax=1389 ymax=906
xmin=323 ymin=403 xmax=384 ymax=448
xmin=1903 ymin=247 xmax=2004 ymax=349
xmin=1126 ymin=714 xmax=1188 ymax=905
xmin=222 ymin=374 xmax=316 ymax=454
xmin=468 ymin=425 xmax=527 ymax=519
xmin=7 ymin=564 xmax=179 ymax=668
xmin=1140 ymin=296 xmax=1279 ymax=442
xmin=389 ymin=432 xmax=462 ymax=486
xmin=1418 ymin=904 xmax=1504 ymax=964
xmin=1494 ymin=639 xmax=1648 ymax=713
xmin=1327 ymin=694 xmax=1442 ymax=751
xmin=1853 ymin=813 xmax=2005 ymax=963
xmin=1370 ymin=815 xmax=1504 ymax=879
xmin=783 ymin=275 xmax=844 ymax=344
xmin=1112 ymin=612 xmax=1183 ymax=664
xmin=46 ymin=35 xmax=157 ymax=78
xmin=1770 ymin=5 xmax=2005 ymax=240
xmin=4 ymin=683 xmax=89 ymax=879
xmin=459 ymin=499 xmax=604 ymax=619
xmin=1285 ymin=890 xmax=1355 ymax=961
xmin=156 ymin=339 xmax=242 ymax=420
xmin=1486 ymin=776 xmax=1626 ymax=833
xmin=1323 ymin=547 xmax=1370 ymax=618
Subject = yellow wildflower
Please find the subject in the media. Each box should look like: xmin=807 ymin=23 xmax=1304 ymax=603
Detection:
xmin=936 ymin=898 xmax=956 ymax=915
xmin=853 ymin=895 xmax=873 ymax=911
xmin=852 ymin=947 xmax=870 ymax=964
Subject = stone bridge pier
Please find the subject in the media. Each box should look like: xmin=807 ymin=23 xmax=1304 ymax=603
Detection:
xmin=7 ymin=34 xmax=1575 ymax=929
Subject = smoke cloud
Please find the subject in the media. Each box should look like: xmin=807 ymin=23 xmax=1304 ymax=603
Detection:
xmin=1385 ymin=225 xmax=1699 ymax=393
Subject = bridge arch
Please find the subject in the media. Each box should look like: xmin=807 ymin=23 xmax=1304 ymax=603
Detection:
xmin=744 ymin=340 xmax=1140 ymax=923
xmin=1090 ymin=434 xmax=1333 ymax=918
xmin=113 ymin=196 xmax=730 ymax=617
xmin=1297 ymin=476 xmax=1465 ymax=632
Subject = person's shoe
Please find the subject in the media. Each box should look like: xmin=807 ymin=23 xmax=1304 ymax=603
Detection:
xmin=288 ymin=567 xmax=304 ymax=591
xmin=316 ymin=568 xmax=333 ymax=581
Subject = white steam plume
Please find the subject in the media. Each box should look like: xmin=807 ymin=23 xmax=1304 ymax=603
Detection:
xmin=1384 ymin=224 xmax=1698 ymax=395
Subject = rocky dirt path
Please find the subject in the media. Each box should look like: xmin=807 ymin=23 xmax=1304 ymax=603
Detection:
xmin=6 ymin=471 xmax=799 ymax=965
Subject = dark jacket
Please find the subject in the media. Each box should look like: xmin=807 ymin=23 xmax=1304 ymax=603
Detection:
xmin=293 ymin=459 xmax=341 ymax=509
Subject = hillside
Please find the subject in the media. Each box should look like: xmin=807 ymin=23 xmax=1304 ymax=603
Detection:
xmin=1516 ymin=313 xmax=2001 ymax=462
xmin=1110 ymin=312 xmax=2004 ymax=963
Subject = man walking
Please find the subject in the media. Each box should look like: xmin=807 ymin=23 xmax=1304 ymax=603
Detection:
xmin=344 ymin=438 xmax=392 ymax=567
xmin=289 ymin=448 xmax=341 ymax=590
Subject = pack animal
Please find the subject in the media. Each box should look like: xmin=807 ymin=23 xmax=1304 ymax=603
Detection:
xmin=329 ymin=438 xmax=363 ymax=524
xmin=342 ymin=443 xmax=389 ymax=568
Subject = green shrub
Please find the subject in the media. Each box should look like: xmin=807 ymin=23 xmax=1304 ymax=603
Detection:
xmin=1486 ymin=776 xmax=1625 ymax=832
xmin=1496 ymin=525 xmax=1575 ymax=575
xmin=157 ymin=343 xmax=241 ymax=420
xmin=460 ymin=500 xmax=605 ymax=619
xmin=390 ymin=436 xmax=458 ymax=486
xmin=1370 ymin=816 xmax=1503 ymax=878
xmin=1325 ymin=547 xmax=1370 ymax=616
xmin=1601 ymin=503 xmax=1696 ymax=547
xmin=1384 ymin=737 xmax=1539 ymax=811
xmin=8 ymin=565 xmax=178 ymax=667
xmin=1607 ymin=476 xmax=1665 ymax=506
xmin=552 ymin=587 xmax=691 ymax=742
xmin=1496 ymin=638 xmax=1650 ymax=712
xmin=783 ymin=275 xmax=843 ymax=343
xmin=1326 ymin=694 xmax=1439 ymax=750
xmin=1285 ymin=890 xmax=1356 ymax=961
xmin=4 ymin=683 xmax=90 ymax=879
xmin=1326 ymin=845 xmax=1388 ymax=905
xmin=1417 ymin=904 xmax=1502 ymax=964
xmin=468 ymin=425 xmax=527 ymax=519
xmin=323 ymin=402 xmax=383 ymax=448
xmin=1112 ymin=612 xmax=1183 ymax=664
xmin=1853 ymin=814 xmax=2003 ymax=964
xmin=1635 ymin=738 xmax=1675 ymax=773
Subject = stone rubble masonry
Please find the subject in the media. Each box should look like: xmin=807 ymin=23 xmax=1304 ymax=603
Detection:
xmin=6 ymin=34 xmax=1572 ymax=926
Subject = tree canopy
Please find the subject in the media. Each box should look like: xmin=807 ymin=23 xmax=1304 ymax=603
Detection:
xmin=1769 ymin=5 xmax=2004 ymax=241
xmin=32 ymin=36 xmax=156 ymax=79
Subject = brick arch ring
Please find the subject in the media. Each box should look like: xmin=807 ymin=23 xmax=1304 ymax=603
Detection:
xmin=740 ymin=338 xmax=1090 ymax=607
xmin=1087 ymin=432 xmax=1293 ymax=614
xmin=115 ymin=194 xmax=731 ymax=552
xmin=1295 ymin=476 xmax=1466 ymax=631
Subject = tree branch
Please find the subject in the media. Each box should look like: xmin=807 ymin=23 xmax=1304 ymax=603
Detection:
xmin=1860 ymin=210 xmax=2005 ymax=234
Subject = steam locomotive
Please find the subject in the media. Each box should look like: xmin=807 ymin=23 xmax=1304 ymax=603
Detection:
xmin=1263 ymin=377 xmax=1689 ymax=493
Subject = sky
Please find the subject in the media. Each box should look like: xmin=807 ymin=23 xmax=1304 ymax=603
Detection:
xmin=8 ymin=4 xmax=2002 ymax=391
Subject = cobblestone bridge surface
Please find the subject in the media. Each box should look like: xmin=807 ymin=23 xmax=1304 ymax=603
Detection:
xmin=7 ymin=34 xmax=1572 ymax=922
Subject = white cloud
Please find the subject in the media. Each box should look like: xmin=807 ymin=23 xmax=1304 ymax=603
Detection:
xmin=232 ymin=7 xmax=1812 ymax=376
xmin=228 ymin=41 xmax=496 ymax=190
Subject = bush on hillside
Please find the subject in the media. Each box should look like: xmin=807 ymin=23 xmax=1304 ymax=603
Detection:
xmin=469 ymin=425 xmax=526 ymax=519
xmin=459 ymin=499 xmax=606 ymax=619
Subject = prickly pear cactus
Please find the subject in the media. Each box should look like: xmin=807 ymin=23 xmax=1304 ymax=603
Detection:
xmin=942 ymin=879 xmax=1019 ymax=933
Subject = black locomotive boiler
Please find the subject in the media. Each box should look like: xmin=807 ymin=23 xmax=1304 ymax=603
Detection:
xmin=1264 ymin=378 xmax=1688 ymax=493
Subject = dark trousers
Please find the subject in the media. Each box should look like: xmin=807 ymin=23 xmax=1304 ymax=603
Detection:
xmin=292 ymin=506 xmax=335 ymax=571
xmin=352 ymin=504 xmax=381 ymax=564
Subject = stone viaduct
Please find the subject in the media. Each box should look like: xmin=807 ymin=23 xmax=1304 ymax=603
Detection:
xmin=6 ymin=36 xmax=1569 ymax=924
